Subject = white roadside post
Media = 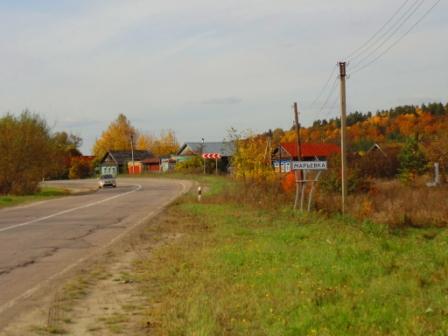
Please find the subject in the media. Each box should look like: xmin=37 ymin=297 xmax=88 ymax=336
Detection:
xmin=197 ymin=186 xmax=202 ymax=202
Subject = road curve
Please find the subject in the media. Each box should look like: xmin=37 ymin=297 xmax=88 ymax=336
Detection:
xmin=0 ymin=177 xmax=190 ymax=330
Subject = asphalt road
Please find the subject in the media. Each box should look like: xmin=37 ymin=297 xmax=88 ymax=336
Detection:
xmin=0 ymin=177 xmax=190 ymax=330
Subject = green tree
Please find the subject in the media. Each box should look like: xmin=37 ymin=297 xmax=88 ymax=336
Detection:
xmin=398 ymin=136 xmax=427 ymax=183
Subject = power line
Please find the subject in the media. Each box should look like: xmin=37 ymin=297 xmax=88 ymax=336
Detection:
xmin=346 ymin=0 xmax=412 ymax=60
xmin=308 ymin=65 xmax=338 ymax=109
xmin=317 ymin=77 xmax=338 ymax=117
xmin=349 ymin=0 xmax=423 ymax=63
xmin=350 ymin=0 xmax=426 ymax=68
xmin=351 ymin=0 xmax=442 ymax=75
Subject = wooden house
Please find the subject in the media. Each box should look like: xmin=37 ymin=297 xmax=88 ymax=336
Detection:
xmin=99 ymin=150 xmax=154 ymax=176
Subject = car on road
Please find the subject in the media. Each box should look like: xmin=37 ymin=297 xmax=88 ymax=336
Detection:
xmin=98 ymin=174 xmax=117 ymax=188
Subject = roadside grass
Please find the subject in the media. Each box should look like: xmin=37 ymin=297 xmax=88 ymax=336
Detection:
xmin=0 ymin=187 xmax=70 ymax=209
xmin=131 ymin=176 xmax=448 ymax=335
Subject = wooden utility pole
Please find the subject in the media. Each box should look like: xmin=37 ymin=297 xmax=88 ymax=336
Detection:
xmin=130 ymin=134 xmax=135 ymax=174
xmin=293 ymin=102 xmax=302 ymax=210
xmin=339 ymin=62 xmax=348 ymax=214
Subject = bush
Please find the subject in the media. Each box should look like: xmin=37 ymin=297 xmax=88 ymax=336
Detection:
xmin=175 ymin=156 xmax=203 ymax=173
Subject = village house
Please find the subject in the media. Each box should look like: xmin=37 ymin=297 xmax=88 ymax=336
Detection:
xmin=272 ymin=143 xmax=341 ymax=173
xmin=176 ymin=141 xmax=236 ymax=172
xmin=99 ymin=150 xmax=154 ymax=176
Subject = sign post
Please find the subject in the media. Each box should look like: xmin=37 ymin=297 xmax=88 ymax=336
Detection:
xmin=201 ymin=153 xmax=222 ymax=175
xmin=292 ymin=161 xmax=327 ymax=212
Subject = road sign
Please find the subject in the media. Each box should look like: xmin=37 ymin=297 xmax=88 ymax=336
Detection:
xmin=202 ymin=153 xmax=221 ymax=159
xmin=292 ymin=161 xmax=327 ymax=170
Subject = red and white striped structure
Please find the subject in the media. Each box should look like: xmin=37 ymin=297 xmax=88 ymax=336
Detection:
xmin=202 ymin=153 xmax=221 ymax=159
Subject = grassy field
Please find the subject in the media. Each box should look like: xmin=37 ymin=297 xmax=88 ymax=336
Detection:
xmin=125 ymin=176 xmax=448 ymax=335
xmin=0 ymin=187 xmax=70 ymax=209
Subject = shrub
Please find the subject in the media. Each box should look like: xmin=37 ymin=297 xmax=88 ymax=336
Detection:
xmin=175 ymin=156 xmax=203 ymax=173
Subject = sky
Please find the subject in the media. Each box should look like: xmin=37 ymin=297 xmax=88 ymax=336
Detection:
xmin=1 ymin=0 xmax=447 ymax=154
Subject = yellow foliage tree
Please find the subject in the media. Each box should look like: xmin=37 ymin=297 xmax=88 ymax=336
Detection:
xmin=136 ymin=133 xmax=153 ymax=152
xmin=136 ymin=129 xmax=179 ymax=157
xmin=93 ymin=114 xmax=137 ymax=159
xmin=230 ymin=130 xmax=275 ymax=182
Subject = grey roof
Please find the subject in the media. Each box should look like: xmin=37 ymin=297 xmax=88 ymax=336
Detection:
xmin=101 ymin=150 xmax=153 ymax=164
xmin=178 ymin=142 xmax=235 ymax=157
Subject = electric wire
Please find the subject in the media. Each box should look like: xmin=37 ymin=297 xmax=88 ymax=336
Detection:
xmin=351 ymin=0 xmax=442 ymax=75
xmin=308 ymin=65 xmax=338 ymax=109
xmin=350 ymin=0 xmax=426 ymax=69
xmin=346 ymin=0 xmax=412 ymax=60
xmin=317 ymin=77 xmax=339 ymax=117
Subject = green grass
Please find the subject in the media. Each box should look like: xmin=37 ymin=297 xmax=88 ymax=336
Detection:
xmin=132 ymin=176 xmax=448 ymax=335
xmin=0 ymin=187 xmax=70 ymax=209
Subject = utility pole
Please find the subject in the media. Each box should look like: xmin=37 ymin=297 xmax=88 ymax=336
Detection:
xmin=130 ymin=134 xmax=135 ymax=175
xmin=293 ymin=102 xmax=302 ymax=210
xmin=339 ymin=62 xmax=348 ymax=214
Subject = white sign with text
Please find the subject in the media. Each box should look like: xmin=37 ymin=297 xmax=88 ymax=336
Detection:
xmin=292 ymin=161 xmax=328 ymax=170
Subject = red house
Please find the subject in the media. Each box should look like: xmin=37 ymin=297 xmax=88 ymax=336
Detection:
xmin=272 ymin=143 xmax=340 ymax=173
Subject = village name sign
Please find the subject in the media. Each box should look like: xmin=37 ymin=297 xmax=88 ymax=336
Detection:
xmin=292 ymin=161 xmax=328 ymax=170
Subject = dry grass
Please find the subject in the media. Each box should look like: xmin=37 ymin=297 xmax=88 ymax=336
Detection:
xmin=315 ymin=180 xmax=448 ymax=228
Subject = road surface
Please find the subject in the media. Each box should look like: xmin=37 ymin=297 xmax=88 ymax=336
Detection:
xmin=0 ymin=177 xmax=190 ymax=330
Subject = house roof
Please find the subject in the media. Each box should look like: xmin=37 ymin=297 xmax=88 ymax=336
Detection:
xmin=280 ymin=143 xmax=340 ymax=158
xmin=177 ymin=142 xmax=235 ymax=157
xmin=101 ymin=150 xmax=153 ymax=164
xmin=141 ymin=157 xmax=161 ymax=164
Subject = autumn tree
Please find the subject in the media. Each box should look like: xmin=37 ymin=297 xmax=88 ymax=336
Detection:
xmin=0 ymin=111 xmax=54 ymax=194
xmin=69 ymin=157 xmax=93 ymax=179
xmin=229 ymin=130 xmax=274 ymax=182
xmin=136 ymin=129 xmax=179 ymax=156
xmin=48 ymin=132 xmax=83 ymax=179
xmin=93 ymin=114 xmax=137 ymax=159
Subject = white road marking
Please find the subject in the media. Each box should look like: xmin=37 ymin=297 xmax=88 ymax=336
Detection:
xmin=0 ymin=184 xmax=142 ymax=234
xmin=0 ymin=180 xmax=191 ymax=316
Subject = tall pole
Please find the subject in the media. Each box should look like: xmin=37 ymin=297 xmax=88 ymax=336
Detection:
xmin=130 ymin=134 xmax=135 ymax=175
xmin=339 ymin=62 xmax=348 ymax=214
xmin=294 ymin=102 xmax=302 ymax=210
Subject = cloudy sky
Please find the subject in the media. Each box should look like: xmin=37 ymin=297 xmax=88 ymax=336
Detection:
xmin=1 ymin=0 xmax=447 ymax=154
